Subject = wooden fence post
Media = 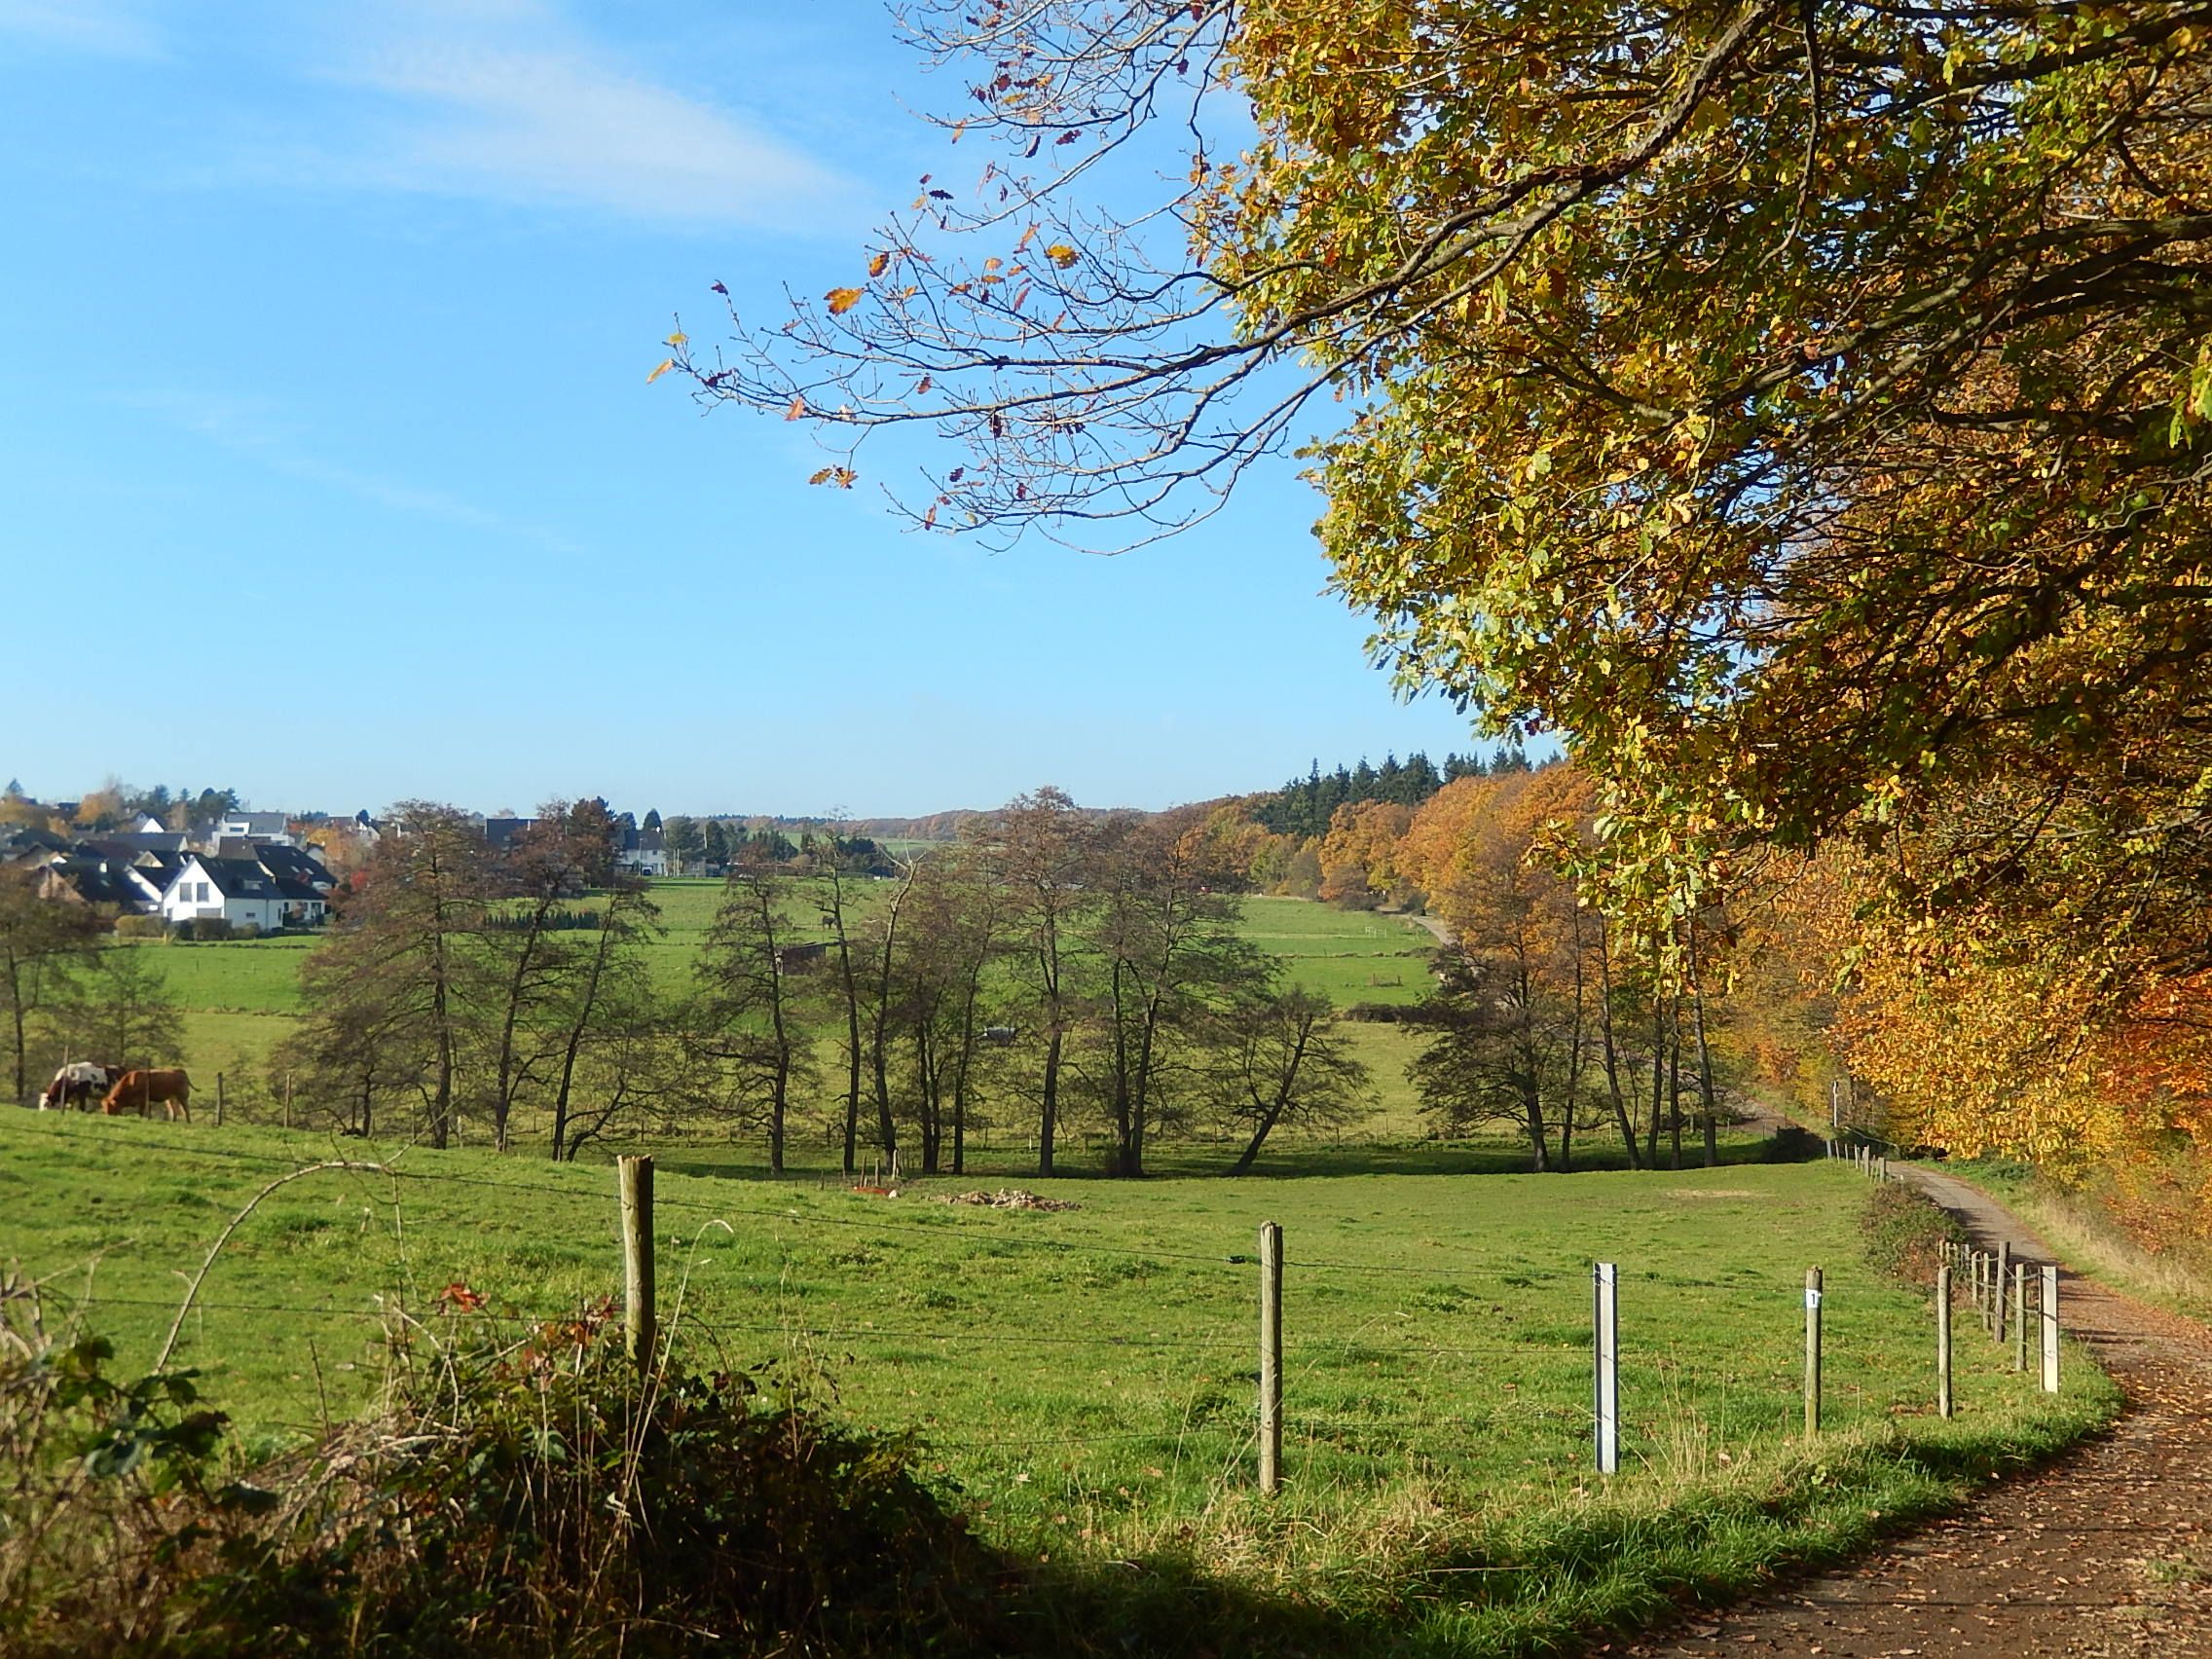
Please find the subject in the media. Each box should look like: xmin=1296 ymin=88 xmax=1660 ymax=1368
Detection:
xmin=1936 ymin=1263 xmax=1953 ymax=1419
xmin=618 ymin=1156 xmax=656 ymax=1375
xmin=2040 ymin=1264 xmax=2061 ymax=1393
xmin=283 ymin=1070 xmax=293 ymax=1130
xmin=1804 ymin=1267 xmax=1824 ymax=1437
xmin=1259 ymin=1221 xmax=1283 ymax=1494
xmin=2013 ymin=1261 xmax=2028 ymax=1373
xmin=1594 ymin=1262 xmax=1619 ymax=1475
xmin=214 ymin=1072 xmax=225 ymax=1127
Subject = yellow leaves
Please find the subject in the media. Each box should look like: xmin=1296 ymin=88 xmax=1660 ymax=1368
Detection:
xmin=806 ymin=465 xmax=860 ymax=489
xmin=645 ymin=359 xmax=675 ymax=385
xmin=784 ymin=395 xmax=807 ymax=422
xmin=1044 ymin=243 xmax=1080 ymax=269
xmin=825 ymin=286 xmax=865 ymax=315
xmin=867 ymin=250 xmax=891 ymax=278
xmin=664 ymin=329 xmax=687 ymax=350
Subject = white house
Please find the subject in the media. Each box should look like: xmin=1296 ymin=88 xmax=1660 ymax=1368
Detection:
xmin=616 ymin=824 xmax=669 ymax=876
xmin=160 ymin=855 xmax=327 ymax=930
xmin=216 ymin=810 xmax=296 ymax=846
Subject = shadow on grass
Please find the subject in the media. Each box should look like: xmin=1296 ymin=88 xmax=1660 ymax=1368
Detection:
xmin=995 ymin=1405 xmax=2113 ymax=1658
xmin=650 ymin=1129 xmax=1819 ymax=1189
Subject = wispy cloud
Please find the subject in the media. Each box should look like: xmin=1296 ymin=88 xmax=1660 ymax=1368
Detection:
xmin=154 ymin=3 xmax=862 ymax=233
xmin=117 ymin=388 xmax=582 ymax=554
xmin=327 ymin=33 xmax=857 ymax=229
xmin=0 ymin=0 xmax=163 ymax=59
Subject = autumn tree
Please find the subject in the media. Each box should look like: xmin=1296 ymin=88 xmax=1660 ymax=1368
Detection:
xmin=973 ymin=788 xmax=1096 ymax=1176
xmin=295 ymin=802 xmax=489 ymax=1147
xmin=1071 ymin=810 xmax=1260 ymax=1176
xmin=887 ymin=844 xmax=1007 ymax=1175
xmin=480 ymin=804 xmax=592 ymax=1151
xmin=682 ymin=0 xmax=2212 ymax=1089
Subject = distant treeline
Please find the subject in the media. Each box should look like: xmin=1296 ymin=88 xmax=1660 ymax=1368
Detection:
xmin=1248 ymin=748 xmax=1530 ymax=841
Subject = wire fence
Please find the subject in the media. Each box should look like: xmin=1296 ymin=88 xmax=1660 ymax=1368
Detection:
xmin=9 ymin=1124 xmax=2072 ymax=1487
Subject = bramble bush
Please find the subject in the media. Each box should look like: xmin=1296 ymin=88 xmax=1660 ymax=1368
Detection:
xmin=0 ymin=1287 xmax=1012 ymax=1658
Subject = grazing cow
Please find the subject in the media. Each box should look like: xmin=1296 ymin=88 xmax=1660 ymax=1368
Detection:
xmin=101 ymin=1068 xmax=192 ymax=1122
xmin=38 ymin=1061 xmax=115 ymax=1111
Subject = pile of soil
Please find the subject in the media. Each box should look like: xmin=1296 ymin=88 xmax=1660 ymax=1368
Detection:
xmin=929 ymin=1189 xmax=1082 ymax=1213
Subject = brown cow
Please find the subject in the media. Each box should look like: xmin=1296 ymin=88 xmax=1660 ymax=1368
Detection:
xmin=101 ymin=1068 xmax=192 ymax=1122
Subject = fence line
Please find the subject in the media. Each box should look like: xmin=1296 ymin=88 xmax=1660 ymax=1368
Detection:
xmin=15 ymin=1145 xmax=2078 ymax=1489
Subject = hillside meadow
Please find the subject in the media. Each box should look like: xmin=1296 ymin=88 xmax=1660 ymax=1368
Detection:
xmin=2 ymin=1108 xmax=2114 ymax=1653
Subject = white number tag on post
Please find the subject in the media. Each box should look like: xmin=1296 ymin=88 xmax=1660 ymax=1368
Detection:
xmin=1805 ymin=1288 xmax=1823 ymax=1311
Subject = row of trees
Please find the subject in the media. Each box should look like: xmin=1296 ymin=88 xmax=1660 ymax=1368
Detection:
xmin=672 ymin=0 xmax=2212 ymax=1225
xmin=1246 ymin=749 xmax=1529 ymax=840
xmin=0 ymin=779 xmax=242 ymax=837
xmin=280 ymin=793 xmax=1372 ymax=1174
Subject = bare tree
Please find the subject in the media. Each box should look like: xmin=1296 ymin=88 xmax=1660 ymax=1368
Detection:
xmin=1215 ymin=988 xmax=1372 ymax=1174
xmin=693 ymin=865 xmax=817 ymax=1173
xmin=294 ymin=802 xmax=488 ymax=1148
xmin=974 ymin=788 xmax=1095 ymax=1176
xmin=0 ymin=871 xmax=101 ymax=1105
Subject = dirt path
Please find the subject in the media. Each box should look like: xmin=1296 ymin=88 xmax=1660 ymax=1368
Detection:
xmin=1631 ymin=1166 xmax=2212 ymax=1657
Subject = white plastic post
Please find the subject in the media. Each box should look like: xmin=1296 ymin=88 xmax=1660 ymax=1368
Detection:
xmin=1594 ymin=1262 xmax=1619 ymax=1475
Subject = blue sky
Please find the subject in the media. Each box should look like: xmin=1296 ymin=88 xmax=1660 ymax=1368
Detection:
xmin=1 ymin=0 xmax=1483 ymax=819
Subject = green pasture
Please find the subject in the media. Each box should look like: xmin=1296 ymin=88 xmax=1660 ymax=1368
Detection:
xmin=1 ymin=1113 xmax=2115 ymax=1652
xmin=1238 ymin=896 xmax=1439 ymax=1006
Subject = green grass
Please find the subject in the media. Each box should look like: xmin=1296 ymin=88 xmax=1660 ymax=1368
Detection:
xmin=1 ymin=1110 xmax=2114 ymax=1656
xmin=1237 ymin=896 xmax=1440 ymax=1007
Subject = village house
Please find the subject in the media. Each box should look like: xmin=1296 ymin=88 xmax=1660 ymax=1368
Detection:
xmin=617 ymin=820 xmax=668 ymax=876
xmin=159 ymin=854 xmax=328 ymax=930
xmin=215 ymin=810 xmax=297 ymax=847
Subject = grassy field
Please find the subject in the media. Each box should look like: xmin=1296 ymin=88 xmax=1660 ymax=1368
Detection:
xmin=1 ymin=1111 xmax=2115 ymax=1652
xmin=1238 ymin=896 xmax=1438 ymax=1006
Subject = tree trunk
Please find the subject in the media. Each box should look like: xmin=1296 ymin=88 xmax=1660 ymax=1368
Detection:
xmin=1598 ymin=924 xmax=1641 ymax=1167
xmin=1668 ymin=1002 xmax=1683 ymax=1170
xmin=1691 ymin=933 xmax=1720 ymax=1168
xmin=1645 ymin=997 xmax=1664 ymax=1168
xmin=1039 ymin=1029 xmax=1061 ymax=1176
xmin=821 ymin=865 xmax=865 ymax=1176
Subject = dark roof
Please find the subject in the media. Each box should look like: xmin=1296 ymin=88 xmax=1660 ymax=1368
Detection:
xmin=617 ymin=825 xmax=665 ymax=854
xmin=484 ymin=817 xmax=535 ymax=851
xmin=0 ymin=826 xmax=70 ymax=855
xmin=253 ymin=843 xmax=336 ymax=888
xmin=186 ymin=856 xmax=285 ymax=900
xmin=271 ymin=874 xmax=327 ymax=903
xmin=42 ymin=858 xmax=149 ymax=909
xmin=79 ymin=831 xmax=190 ymax=857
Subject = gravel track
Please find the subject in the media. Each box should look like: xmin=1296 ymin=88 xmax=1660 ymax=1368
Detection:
xmin=1629 ymin=1165 xmax=2212 ymax=1658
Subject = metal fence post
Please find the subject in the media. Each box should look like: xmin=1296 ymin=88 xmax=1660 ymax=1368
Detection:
xmin=2041 ymin=1264 xmax=2061 ymax=1393
xmin=1594 ymin=1262 xmax=1619 ymax=1475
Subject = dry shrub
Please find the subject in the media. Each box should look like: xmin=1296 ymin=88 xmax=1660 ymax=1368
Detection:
xmin=0 ymin=1284 xmax=1012 ymax=1658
